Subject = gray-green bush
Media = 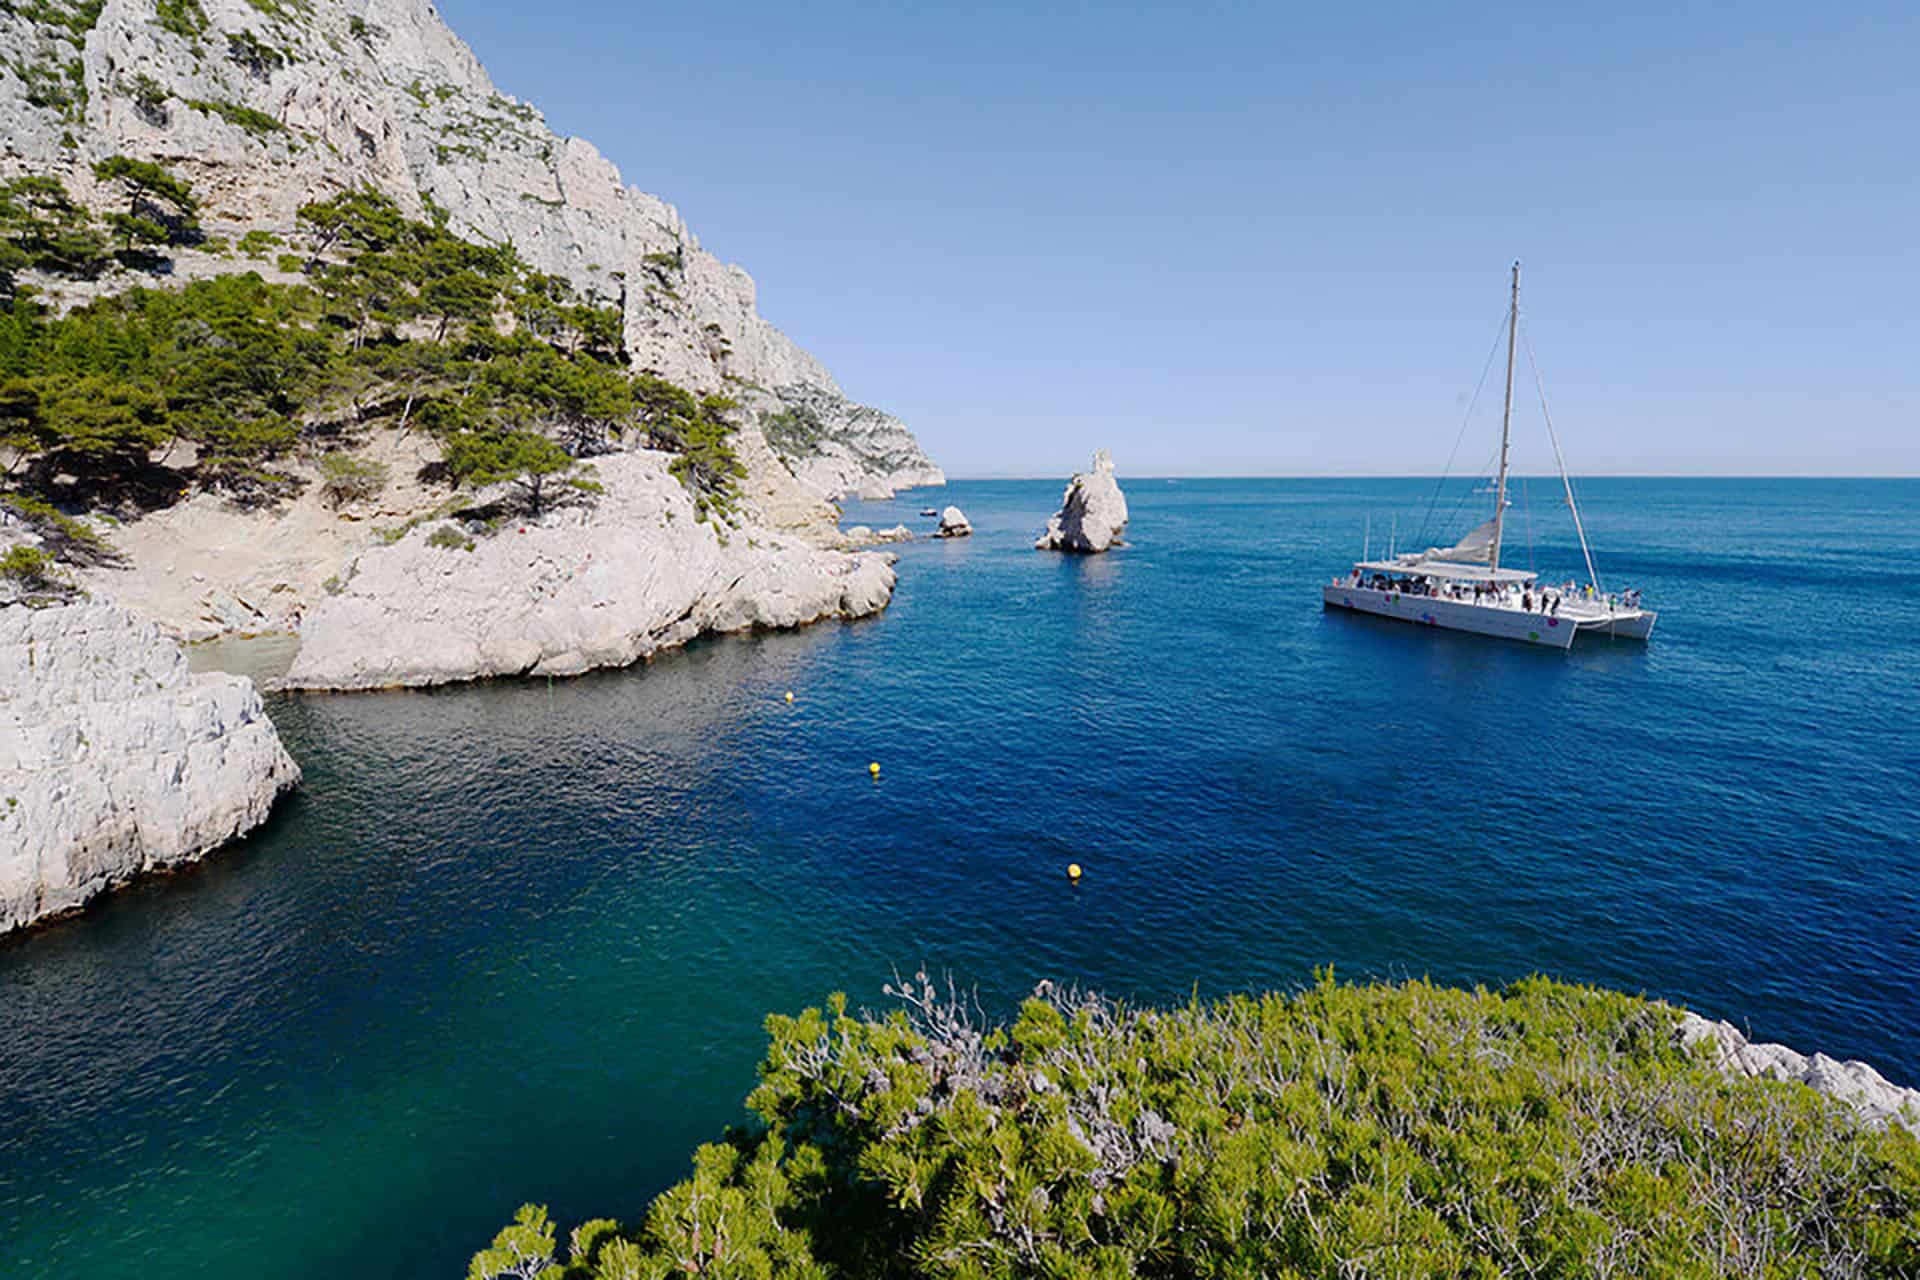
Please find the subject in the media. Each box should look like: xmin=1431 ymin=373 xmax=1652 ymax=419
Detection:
xmin=472 ymin=974 xmax=1920 ymax=1279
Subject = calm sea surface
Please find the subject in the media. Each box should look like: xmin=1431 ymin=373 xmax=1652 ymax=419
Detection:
xmin=2 ymin=478 xmax=1917 ymax=1276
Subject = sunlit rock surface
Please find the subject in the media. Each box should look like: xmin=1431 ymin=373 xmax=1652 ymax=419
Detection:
xmin=0 ymin=602 xmax=300 ymax=933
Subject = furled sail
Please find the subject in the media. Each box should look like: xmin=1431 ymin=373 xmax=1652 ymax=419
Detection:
xmin=1432 ymin=517 xmax=1498 ymax=563
xmin=1428 ymin=518 xmax=1497 ymax=564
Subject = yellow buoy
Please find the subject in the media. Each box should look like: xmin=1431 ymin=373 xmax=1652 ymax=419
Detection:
xmin=1067 ymin=863 xmax=1082 ymax=881
xmin=785 ymin=691 xmax=794 ymax=704
xmin=869 ymin=761 xmax=881 ymax=777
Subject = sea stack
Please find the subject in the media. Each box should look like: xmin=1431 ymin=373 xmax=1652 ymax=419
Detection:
xmin=1036 ymin=449 xmax=1128 ymax=553
xmin=936 ymin=507 xmax=974 ymax=538
xmin=0 ymin=603 xmax=301 ymax=934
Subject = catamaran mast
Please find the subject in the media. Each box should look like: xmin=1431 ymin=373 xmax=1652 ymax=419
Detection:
xmin=1490 ymin=262 xmax=1519 ymax=575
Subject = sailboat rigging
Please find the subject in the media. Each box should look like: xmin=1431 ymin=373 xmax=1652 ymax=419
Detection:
xmin=1322 ymin=263 xmax=1656 ymax=648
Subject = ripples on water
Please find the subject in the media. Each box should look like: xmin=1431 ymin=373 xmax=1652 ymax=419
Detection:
xmin=2 ymin=478 xmax=1916 ymax=1278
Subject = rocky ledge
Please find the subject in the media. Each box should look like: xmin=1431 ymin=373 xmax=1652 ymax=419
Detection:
xmin=1680 ymin=1012 xmax=1920 ymax=1134
xmin=282 ymin=452 xmax=896 ymax=690
xmin=1036 ymin=449 xmax=1129 ymax=553
xmin=0 ymin=602 xmax=300 ymax=935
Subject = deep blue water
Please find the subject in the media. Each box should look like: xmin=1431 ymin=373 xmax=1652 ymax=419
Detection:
xmin=1 ymin=477 xmax=1917 ymax=1277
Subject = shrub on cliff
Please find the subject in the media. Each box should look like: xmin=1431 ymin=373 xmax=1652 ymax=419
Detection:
xmin=1 ymin=544 xmax=58 ymax=586
xmin=0 ymin=543 xmax=80 ymax=603
xmin=472 ymin=974 xmax=1920 ymax=1279
xmin=0 ymin=176 xmax=111 ymax=290
xmin=92 ymin=155 xmax=201 ymax=261
xmin=318 ymin=453 xmax=390 ymax=509
xmin=0 ymin=493 xmax=114 ymax=566
xmin=443 ymin=428 xmax=596 ymax=517
xmin=631 ymin=374 xmax=744 ymax=519
xmin=670 ymin=394 xmax=747 ymax=521
xmin=1 ymin=180 xmax=743 ymax=518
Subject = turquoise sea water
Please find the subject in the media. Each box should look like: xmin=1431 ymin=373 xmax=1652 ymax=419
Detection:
xmin=2 ymin=477 xmax=1917 ymax=1277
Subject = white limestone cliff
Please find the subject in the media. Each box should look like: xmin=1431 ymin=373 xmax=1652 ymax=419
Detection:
xmin=280 ymin=451 xmax=895 ymax=690
xmin=2 ymin=0 xmax=945 ymax=685
xmin=1036 ymin=450 xmax=1128 ymax=553
xmin=0 ymin=0 xmax=941 ymax=500
xmin=0 ymin=602 xmax=300 ymax=934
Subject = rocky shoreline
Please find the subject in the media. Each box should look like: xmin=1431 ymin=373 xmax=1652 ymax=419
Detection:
xmin=1680 ymin=1011 xmax=1920 ymax=1134
xmin=280 ymin=453 xmax=898 ymax=690
xmin=0 ymin=603 xmax=299 ymax=935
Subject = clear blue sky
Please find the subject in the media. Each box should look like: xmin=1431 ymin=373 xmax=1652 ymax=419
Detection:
xmin=444 ymin=1 xmax=1916 ymax=477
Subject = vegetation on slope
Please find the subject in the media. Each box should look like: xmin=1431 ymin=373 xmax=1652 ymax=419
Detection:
xmin=470 ymin=974 xmax=1920 ymax=1279
xmin=0 ymin=165 xmax=745 ymax=556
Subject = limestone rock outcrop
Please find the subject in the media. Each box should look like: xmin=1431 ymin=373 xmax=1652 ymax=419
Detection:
xmin=2 ymin=0 xmax=945 ymax=676
xmin=760 ymin=384 xmax=946 ymax=501
xmin=1036 ymin=450 xmax=1128 ymax=553
xmin=839 ymin=525 xmax=913 ymax=548
xmin=1679 ymin=1012 xmax=1920 ymax=1135
xmin=936 ymin=507 xmax=973 ymax=538
xmin=281 ymin=452 xmax=896 ymax=690
xmin=0 ymin=602 xmax=300 ymax=934
xmin=0 ymin=0 xmax=941 ymax=506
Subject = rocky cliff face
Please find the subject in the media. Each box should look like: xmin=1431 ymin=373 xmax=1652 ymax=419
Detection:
xmin=0 ymin=602 xmax=300 ymax=934
xmin=0 ymin=0 xmax=941 ymax=504
xmin=281 ymin=450 xmax=896 ymax=690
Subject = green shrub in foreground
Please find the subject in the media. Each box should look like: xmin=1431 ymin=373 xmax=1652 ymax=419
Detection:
xmin=472 ymin=974 xmax=1920 ymax=1279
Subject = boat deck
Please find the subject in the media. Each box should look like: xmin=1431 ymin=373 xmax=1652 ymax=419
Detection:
xmin=1323 ymin=582 xmax=1655 ymax=646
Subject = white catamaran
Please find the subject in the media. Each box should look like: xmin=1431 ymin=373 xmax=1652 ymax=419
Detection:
xmin=1323 ymin=264 xmax=1655 ymax=649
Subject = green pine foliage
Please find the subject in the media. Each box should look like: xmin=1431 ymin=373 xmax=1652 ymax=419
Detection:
xmin=225 ymin=29 xmax=289 ymax=78
xmin=15 ymin=0 xmax=108 ymax=40
xmin=236 ymin=228 xmax=283 ymax=258
xmin=0 ymin=180 xmax=744 ymax=521
xmin=317 ymin=453 xmax=389 ymax=508
xmin=186 ymin=97 xmax=285 ymax=136
xmin=0 ymin=175 xmax=111 ymax=286
xmin=91 ymin=155 xmax=200 ymax=259
xmin=0 ymin=544 xmax=57 ymax=585
xmin=154 ymin=0 xmax=209 ymax=38
xmin=633 ymin=376 xmax=745 ymax=519
xmin=0 ymin=542 xmax=82 ymax=603
xmin=441 ymin=427 xmax=586 ymax=516
xmin=0 ymin=493 xmax=112 ymax=564
xmin=471 ymin=975 xmax=1920 ymax=1279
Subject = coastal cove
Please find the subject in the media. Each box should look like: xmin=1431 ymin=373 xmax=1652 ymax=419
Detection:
xmin=3 ymin=477 xmax=1918 ymax=1278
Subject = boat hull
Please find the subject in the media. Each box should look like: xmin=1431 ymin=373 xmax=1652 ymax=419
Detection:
xmin=1575 ymin=609 xmax=1657 ymax=641
xmin=1322 ymin=585 xmax=1580 ymax=649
